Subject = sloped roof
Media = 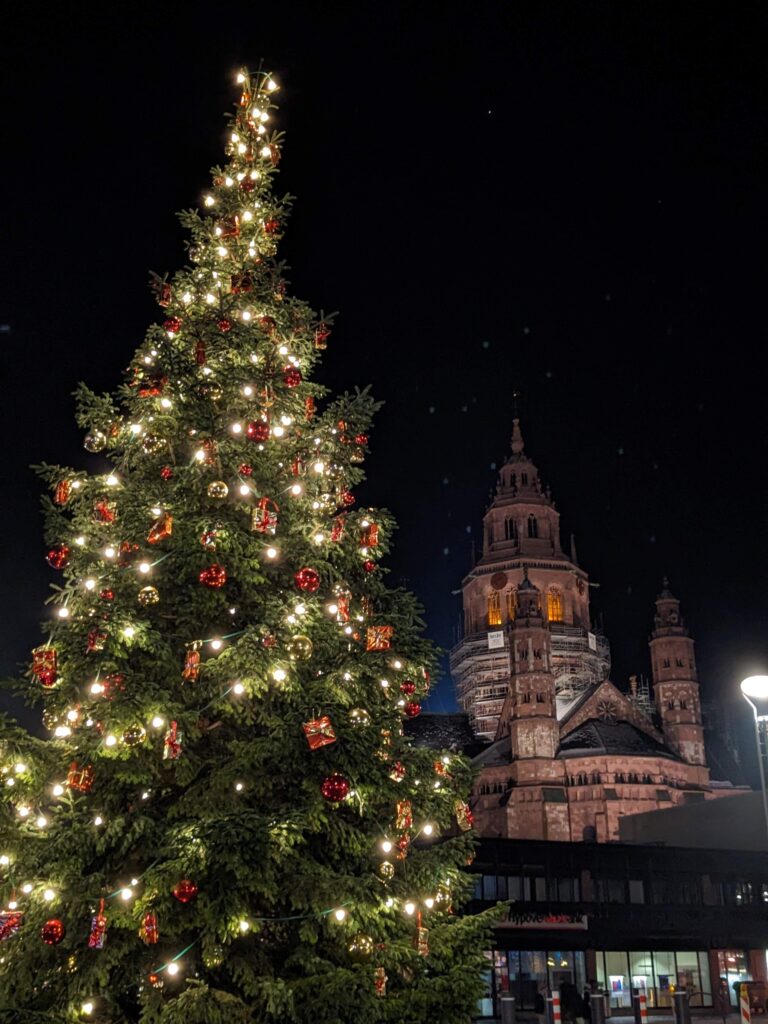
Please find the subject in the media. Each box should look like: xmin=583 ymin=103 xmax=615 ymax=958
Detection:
xmin=558 ymin=719 xmax=681 ymax=759
xmin=404 ymin=713 xmax=485 ymax=754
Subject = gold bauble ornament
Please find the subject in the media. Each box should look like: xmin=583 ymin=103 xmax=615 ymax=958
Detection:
xmin=348 ymin=934 xmax=374 ymax=964
xmin=84 ymin=430 xmax=107 ymax=453
xmin=207 ymin=481 xmax=229 ymax=500
xmin=142 ymin=434 xmax=166 ymax=455
xmin=138 ymin=586 xmax=160 ymax=607
xmin=203 ymin=944 xmax=225 ymax=968
xmin=286 ymin=635 xmax=313 ymax=661
xmin=122 ymin=725 xmax=147 ymax=747
xmin=349 ymin=708 xmax=371 ymax=727
xmin=378 ymin=860 xmax=395 ymax=881
xmin=199 ymin=381 xmax=224 ymax=401
xmin=42 ymin=708 xmax=60 ymax=732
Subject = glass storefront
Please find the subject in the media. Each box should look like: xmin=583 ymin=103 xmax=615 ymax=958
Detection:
xmin=716 ymin=950 xmax=750 ymax=1007
xmin=477 ymin=949 xmax=586 ymax=1017
xmin=596 ymin=951 xmax=713 ymax=1009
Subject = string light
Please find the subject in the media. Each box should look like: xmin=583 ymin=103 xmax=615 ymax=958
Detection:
xmin=333 ymin=908 xmax=346 ymax=922
xmin=404 ymin=902 xmax=416 ymax=916
xmin=151 ymin=716 xmax=164 ymax=729
xmin=42 ymin=888 xmax=55 ymax=902
xmin=166 ymin=963 xmax=180 ymax=977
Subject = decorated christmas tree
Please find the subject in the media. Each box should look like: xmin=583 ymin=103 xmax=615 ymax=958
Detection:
xmin=0 ymin=67 xmax=498 ymax=1023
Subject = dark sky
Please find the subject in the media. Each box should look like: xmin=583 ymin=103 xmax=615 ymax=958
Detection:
xmin=1 ymin=2 xmax=767 ymax=770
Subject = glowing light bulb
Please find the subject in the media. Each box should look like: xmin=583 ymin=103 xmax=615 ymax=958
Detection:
xmin=272 ymin=425 xmax=285 ymax=437
xmin=130 ymin=423 xmax=142 ymax=435
xmin=182 ymin=291 xmax=192 ymax=303
xmin=210 ymin=639 xmax=223 ymax=651
xmin=123 ymin=626 xmax=136 ymax=638
xmin=75 ymin=535 xmax=86 ymax=546
xmin=36 ymin=815 xmax=47 ymax=828
xmin=0 ymin=856 xmax=10 ymax=866
xmin=290 ymin=483 xmax=302 ymax=495
xmin=21 ymin=883 xmax=33 ymax=894
xmin=265 ymin=547 xmax=278 ymax=559
xmin=16 ymin=806 xmax=29 ymax=819
xmin=138 ymin=562 xmax=151 ymax=574
xmin=66 ymin=709 xmax=78 ymax=722
xmin=242 ymin=210 xmax=253 ymax=222
xmin=237 ymin=143 xmax=247 ymax=155
xmin=82 ymin=1002 xmax=94 ymax=1015
xmin=393 ymin=659 xmax=402 ymax=670
xmin=273 ymin=667 xmax=287 ymax=682
xmin=239 ymin=484 xmax=250 ymax=496
xmin=425 ymin=897 xmax=435 ymax=909
xmin=90 ymin=682 xmax=104 ymax=695
xmin=343 ymin=625 xmax=353 ymax=635
xmin=327 ymin=603 xmax=338 ymax=615
xmin=194 ymin=448 xmax=206 ymax=462
xmin=205 ymin=293 xmax=216 ymax=304
xmin=261 ymin=145 xmax=272 ymax=158
xmin=381 ymin=840 xmax=393 ymax=853
xmin=224 ymin=176 xmax=233 ymax=187
xmin=422 ymin=824 xmax=434 ymax=836
xmin=42 ymin=888 xmax=55 ymax=901
xmin=7 ymin=899 xmax=17 ymax=909
xmin=313 ymin=462 xmax=325 ymax=474
xmin=141 ymin=791 xmax=150 ymax=800
xmin=104 ymin=735 xmax=117 ymax=748
xmin=294 ymin=603 xmax=306 ymax=615
xmin=166 ymin=962 xmax=180 ymax=977
xmin=52 ymin=784 xmax=64 ymax=797
xmin=151 ymin=716 xmax=164 ymax=729
xmin=233 ymin=682 xmax=245 ymax=695
xmin=54 ymin=726 xmax=71 ymax=738
xmin=313 ymin=533 xmax=325 ymax=545
xmin=106 ymin=475 xmax=119 ymax=487
xmin=4 ymin=778 xmax=14 ymax=787
xmin=120 ymin=887 xmax=133 ymax=901
xmin=404 ymin=902 xmax=416 ymax=916
xmin=13 ymin=764 xmax=26 ymax=775
xmin=236 ymin=72 xmax=245 ymax=83
xmin=93 ymin=816 xmax=103 ymax=826
xmin=57 ymin=608 xmax=70 ymax=619
xmin=160 ymin=397 xmax=172 ymax=409
xmin=243 ymin=385 xmax=254 ymax=397
xmin=84 ymin=578 xmax=96 ymax=591
xmin=235 ymin=782 xmax=244 ymax=792
xmin=217 ymin=246 xmax=228 ymax=257
xmin=278 ymin=344 xmax=289 ymax=356
xmin=231 ymin=422 xmax=243 ymax=434
xmin=241 ymin=310 xmax=252 ymax=322
xmin=266 ymin=77 xmax=278 ymax=91
xmin=104 ymin=546 xmax=116 ymax=559
xmin=333 ymin=908 xmax=346 ymax=922
xmin=239 ymin=918 xmax=250 ymax=932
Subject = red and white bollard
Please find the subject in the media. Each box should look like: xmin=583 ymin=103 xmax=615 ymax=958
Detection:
xmin=639 ymin=992 xmax=648 ymax=1024
xmin=552 ymin=990 xmax=561 ymax=1024
xmin=740 ymin=984 xmax=751 ymax=1024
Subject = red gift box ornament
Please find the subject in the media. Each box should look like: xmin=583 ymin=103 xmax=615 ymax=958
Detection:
xmin=202 ymin=438 xmax=218 ymax=465
xmin=251 ymin=497 xmax=279 ymax=534
xmin=93 ymin=499 xmax=117 ymax=525
xmin=87 ymin=629 xmax=108 ymax=653
xmin=0 ymin=911 xmax=23 ymax=942
xmin=137 ymin=371 xmax=168 ymax=397
xmin=216 ymin=215 xmax=240 ymax=238
xmin=148 ymin=511 xmax=173 ymax=544
xmin=365 ymin=626 xmax=393 ymax=652
xmin=314 ymin=322 xmax=332 ymax=350
xmin=304 ymin=396 xmax=316 ymax=421
xmin=182 ymin=644 xmax=201 ymax=682
xmin=334 ymin=588 xmax=351 ymax=623
xmin=302 ymin=716 xmax=337 ymax=751
xmin=455 ymin=799 xmax=474 ymax=832
xmin=54 ymin=479 xmax=71 ymax=505
xmin=32 ymin=646 xmax=58 ymax=687
xmin=360 ymin=522 xmax=379 ymax=548
xmin=374 ymin=966 xmax=387 ymax=998
xmin=67 ymin=762 xmax=95 ymax=793
xmin=414 ymin=913 xmax=429 ymax=957
xmin=194 ymin=339 xmax=207 ymax=365
xmin=330 ymin=515 xmax=346 ymax=542
xmin=396 ymin=799 xmax=412 ymax=831
xmin=88 ymin=899 xmax=108 ymax=949
xmin=139 ymin=911 xmax=159 ymax=945
xmin=163 ymin=721 xmax=183 ymax=760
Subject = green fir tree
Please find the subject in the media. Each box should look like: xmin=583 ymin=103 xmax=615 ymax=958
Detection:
xmin=0 ymin=67 xmax=499 ymax=1024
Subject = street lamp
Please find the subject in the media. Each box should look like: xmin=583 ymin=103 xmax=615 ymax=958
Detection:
xmin=739 ymin=675 xmax=768 ymax=846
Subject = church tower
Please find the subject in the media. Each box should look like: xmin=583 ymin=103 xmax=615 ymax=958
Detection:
xmin=650 ymin=580 xmax=706 ymax=766
xmin=450 ymin=417 xmax=610 ymax=739
xmin=497 ymin=572 xmax=559 ymax=768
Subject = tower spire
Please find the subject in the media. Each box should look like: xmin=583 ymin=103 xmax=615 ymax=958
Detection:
xmin=511 ymin=417 xmax=525 ymax=455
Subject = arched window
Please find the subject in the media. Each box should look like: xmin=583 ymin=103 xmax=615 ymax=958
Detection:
xmin=487 ymin=591 xmax=501 ymax=626
xmin=521 ymin=472 xmax=528 ymax=486
xmin=504 ymin=517 xmax=518 ymax=542
xmin=547 ymin=588 xmax=564 ymax=622
xmin=507 ymin=590 xmax=517 ymax=621
xmin=527 ymin=514 xmax=538 ymax=538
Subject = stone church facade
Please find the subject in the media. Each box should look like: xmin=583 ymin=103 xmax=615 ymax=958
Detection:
xmin=450 ymin=420 xmax=745 ymax=842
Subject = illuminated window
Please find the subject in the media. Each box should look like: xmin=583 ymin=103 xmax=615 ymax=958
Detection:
xmin=547 ymin=588 xmax=564 ymax=622
xmin=507 ymin=590 xmax=517 ymax=620
xmin=487 ymin=592 xmax=501 ymax=626
xmin=504 ymin=517 xmax=518 ymax=542
xmin=527 ymin=515 xmax=538 ymax=538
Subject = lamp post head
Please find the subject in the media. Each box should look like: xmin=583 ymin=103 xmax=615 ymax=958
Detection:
xmin=741 ymin=676 xmax=768 ymax=720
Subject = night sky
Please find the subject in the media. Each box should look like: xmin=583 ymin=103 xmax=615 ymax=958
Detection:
xmin=2 ymin=3 xmax=767 ymax=773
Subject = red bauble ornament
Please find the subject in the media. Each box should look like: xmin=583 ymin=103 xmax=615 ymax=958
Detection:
xmin=404 ymin=702 xmax=421 ymax=719
xmin=199 ymin=564 xmax=227 ymax=589
xmin=320 ymin=773 xmax=350 ymax=803
xmin=163 ymin=316 xmax=182 ymax=333
xmin=172 ymin=879 xmax=198 ymax=904
xmin=46 ymin=545 xmax=70 ymax=570
xmin=362 ymin=560 xmax=377 ymax=573
xmin=261 ymin=633 xmax=277 ymax=648
xmin=246 ymin=420 xmax=270 ymax=443
xmin=400 ymin=680 xmax=417 ymax=696
xmin=294 ymin=567 xmax=320 ymax=593
xmin=239 ymin=177 xmax=256 ymax=193
xmin=99 ymin=588 xmax=115 ymax=601
xmin=160 ymin=465 xmax=174 ymax=480
xmin=354 ymin=434 xmax=369 ymax=446
xmin=41 ymin=919 xmax=65 ymax=945
xmin=341 ymin=491 xmax=356 ymax=508
xmin=238 ymin=463 xmax=253 ymax=476
xmin=282 ymin=366 xmax=302 ymax=388
xmin=258 ymin=315 xmax=276 ymax=333
xmin=264 ymin=218 xmax=280 ymax=235
xmin=217 ymin=318 xmax=232 ymax=333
